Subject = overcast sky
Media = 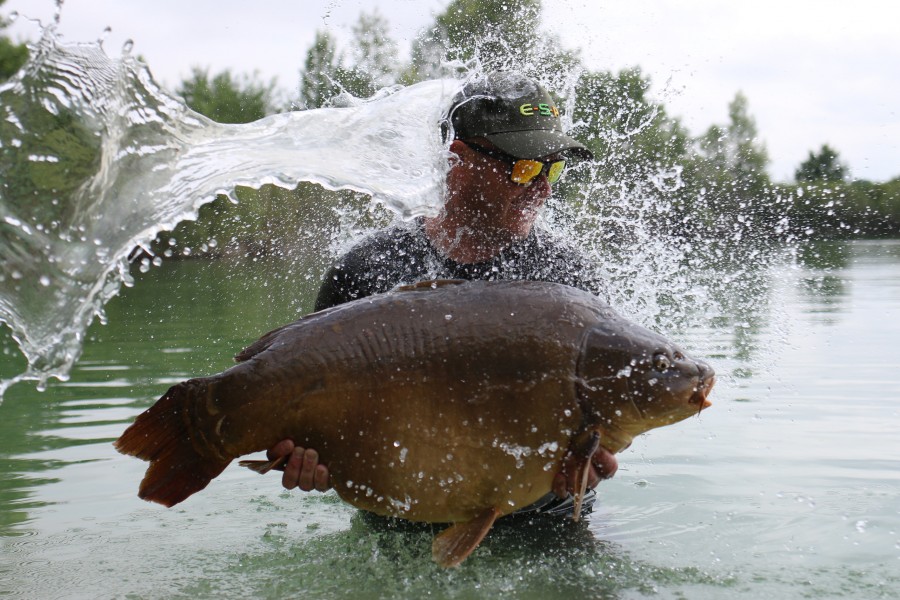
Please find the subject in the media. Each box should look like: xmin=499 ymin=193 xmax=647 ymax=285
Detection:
xmin=5 ymin=0 xmax=898 ymax=182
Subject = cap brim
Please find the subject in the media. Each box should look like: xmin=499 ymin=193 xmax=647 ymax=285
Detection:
xmin=486 ymin=129 xmax=594 ymax=161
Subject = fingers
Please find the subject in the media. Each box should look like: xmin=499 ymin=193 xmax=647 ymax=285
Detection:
xmin=592 ymin=448 xmax=618 ymax=481
xmin=556 ymin=446 xmax=620 ymax=497
xmin=297 ymin=448 xmax=320 ymax=491
xmin=582 ymin=448 xmax=618 ymax=490
xmin=552 ymin=472 xmax=568 ymax=499
xmin=281 ymin=447 xmax=331 ymax=492
xmin=313 ymin=464 xmax=330 ymax=492
xmin=267 ymin=439 xmax=295 ymax=462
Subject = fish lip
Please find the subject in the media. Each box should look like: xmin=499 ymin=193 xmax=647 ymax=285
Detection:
xmin=690 ymin=375 xmax=715 ymax=410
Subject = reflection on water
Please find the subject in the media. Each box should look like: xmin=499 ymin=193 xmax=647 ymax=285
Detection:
xmin=2 ymin=241 xmax=899 ymax=599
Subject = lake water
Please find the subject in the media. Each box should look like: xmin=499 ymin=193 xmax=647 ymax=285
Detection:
xmin=1 ymin=239 xmax=898 ymax=599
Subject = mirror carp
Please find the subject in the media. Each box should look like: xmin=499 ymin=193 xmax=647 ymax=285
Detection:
xmin=115 ymin=280 xmax=714 ymax=567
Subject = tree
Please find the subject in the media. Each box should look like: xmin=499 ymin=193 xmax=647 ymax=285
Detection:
xmin=343 ymin=9 xmax=399 ymax=97
xmin=694 ymin=92 xmax=770 ymax=199
xmin=556 ymin=67 xmax=693 ymax=241
xmin=795 ymin=144 xmax=847 ymax=182
xmin=0 ymin=1 xmax=28 ymax=82
xmin=672 ymin=92 xmax=776 ymax=241
xmin=572 ymin=68 xmax=690 ymax=182
xmin=405 ymin=0 xmax=577 ymax=84
xmin=299 ymin=12 xmax=401 ymax=106
xmin=177 ymin=68 xmax=275 ymax=123
xmin=300 ymin=30 xmax=343 ymax=109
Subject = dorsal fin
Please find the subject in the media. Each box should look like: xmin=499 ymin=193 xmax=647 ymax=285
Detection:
xmin=234 ymin=323 xmax=294 ymax=362
xmin=431 ymin=507 xmax=501 ymax=568
xmin=234 ymin=303 xmax=347 ymax=362
xmin=395 ymin=279 xmax=468 ymax=292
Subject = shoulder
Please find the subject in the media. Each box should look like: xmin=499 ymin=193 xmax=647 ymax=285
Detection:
xmin=523 ymin=226 xmax=593 ymax=264
xmin=314 ymin=220 xmax=431 ymax=311
xmin=338 ymin=221 xmax=425 ymax=267
xmin=518 ymin=227 xmax=608 ymax=298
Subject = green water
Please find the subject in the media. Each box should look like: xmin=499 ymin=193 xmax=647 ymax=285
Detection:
xmin=1 ymin=240 xmax=899 ymax=599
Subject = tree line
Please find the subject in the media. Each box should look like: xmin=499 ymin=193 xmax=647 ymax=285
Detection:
xmin=2 ymin=0 xmax=897 ymax=258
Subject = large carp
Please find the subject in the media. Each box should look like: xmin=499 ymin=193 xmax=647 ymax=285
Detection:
xmin=115 ymin=280 xmax=714 ymax=567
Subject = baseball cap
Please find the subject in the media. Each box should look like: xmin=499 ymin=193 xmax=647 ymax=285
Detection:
xmin=445 ymin=72 xmax=593 ymax=161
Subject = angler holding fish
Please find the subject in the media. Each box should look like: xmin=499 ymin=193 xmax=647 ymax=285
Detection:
xmin=269 ymin=72 xmax=617 ymax=518
xmin=115 ymin=72 xmax=715 ymax=567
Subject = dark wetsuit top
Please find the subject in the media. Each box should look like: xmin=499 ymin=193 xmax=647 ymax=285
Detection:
xmin=315 ymin=218 xmax=607 ymax=311
xmin=314 ymin=218 xmax=604 ymax=517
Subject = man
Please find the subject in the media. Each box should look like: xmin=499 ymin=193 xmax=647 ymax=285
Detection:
xmin=268 ymin=71 xmax=618 ymax=516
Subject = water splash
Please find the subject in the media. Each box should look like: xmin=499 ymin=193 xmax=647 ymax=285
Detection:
xmin=0 ymin=23 xmax=796 ymax=400
xmin=0 ymin=26 xmax=456 ymax=396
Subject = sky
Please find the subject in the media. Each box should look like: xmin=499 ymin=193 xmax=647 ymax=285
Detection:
xmin=4 ymin=0 xmax=898 ymax=182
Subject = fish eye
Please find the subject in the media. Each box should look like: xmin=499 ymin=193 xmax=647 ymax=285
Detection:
xmin=653 ymin=353 xmax=671 ymax=371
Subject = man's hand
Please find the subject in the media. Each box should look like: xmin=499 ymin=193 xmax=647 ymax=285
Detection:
xmin=267 ymin=440 xmax=330 ymax=492
xmin=551 ymin=446 xmax=618 ymax=499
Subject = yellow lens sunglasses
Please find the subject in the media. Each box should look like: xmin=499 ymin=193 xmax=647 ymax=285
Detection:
xmin=465 ymin=141 xmax=567 ymax=185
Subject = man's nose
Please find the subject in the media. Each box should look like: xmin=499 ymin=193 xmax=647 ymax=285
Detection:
xmin=530 ymin=173 xmax=552 ymax=196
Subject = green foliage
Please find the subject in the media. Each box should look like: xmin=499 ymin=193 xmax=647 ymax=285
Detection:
xmin=170 ymin=0 xmax=898 ymax=252
xmin=558 ymin=68 xmax=691 ymax=239
xmin=693 ymin=92 xmax=770 ymax=199
xmin=0 ymin=36 xmax=27 ymax=81
xmin=572 ymin=68 xmax=690 ymax=183
xmin=795 ymin=144 xmax=847 ymax=183
xmin=300 ymin=11 xmax=401 ymax=108
xmin=405 ymin=0 xmax=577 ymax=83
xmin=673 ymin=92 xmax=774 ymax=240
xmin=149 ymin=183 xmax=392 ymax=262
xmin=300 ymin=30 xmax=343 ymax=109
xmin=0 ymin=0 xmax=28 ymax=82
xmin=781 ymin=178 xmax=900 ymax=238
xmin=177 ymin=67 xmax=275 ymax=123
xmin=344 ymin=9 xmax=399 ymax=97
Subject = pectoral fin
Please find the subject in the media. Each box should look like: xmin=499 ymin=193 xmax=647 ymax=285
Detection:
xmin=432 ymin=507 xmax=501 ymax=568
xmin=238 ymin=454 xmax=289 ymax=474
xmin=571 ymin=430 xmax=601 ymax=522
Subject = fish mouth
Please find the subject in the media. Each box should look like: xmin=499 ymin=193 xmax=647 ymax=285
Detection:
xmin=690 ymin=375 xmax=715 ymax=412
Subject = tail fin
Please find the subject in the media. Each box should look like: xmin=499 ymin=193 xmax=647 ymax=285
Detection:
xmin=114 ymin=380 xmax=231 ymax=507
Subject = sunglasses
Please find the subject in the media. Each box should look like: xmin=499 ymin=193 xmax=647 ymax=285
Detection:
xmin=464 ymin=141 xmax=567 ymax=185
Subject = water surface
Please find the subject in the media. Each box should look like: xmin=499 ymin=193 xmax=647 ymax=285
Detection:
xmin=1 ymin=240 xmax=898 ymax=599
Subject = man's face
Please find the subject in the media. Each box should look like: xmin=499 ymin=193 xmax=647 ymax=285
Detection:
xmin=445 ymin=139 xmax=560 ymax=243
